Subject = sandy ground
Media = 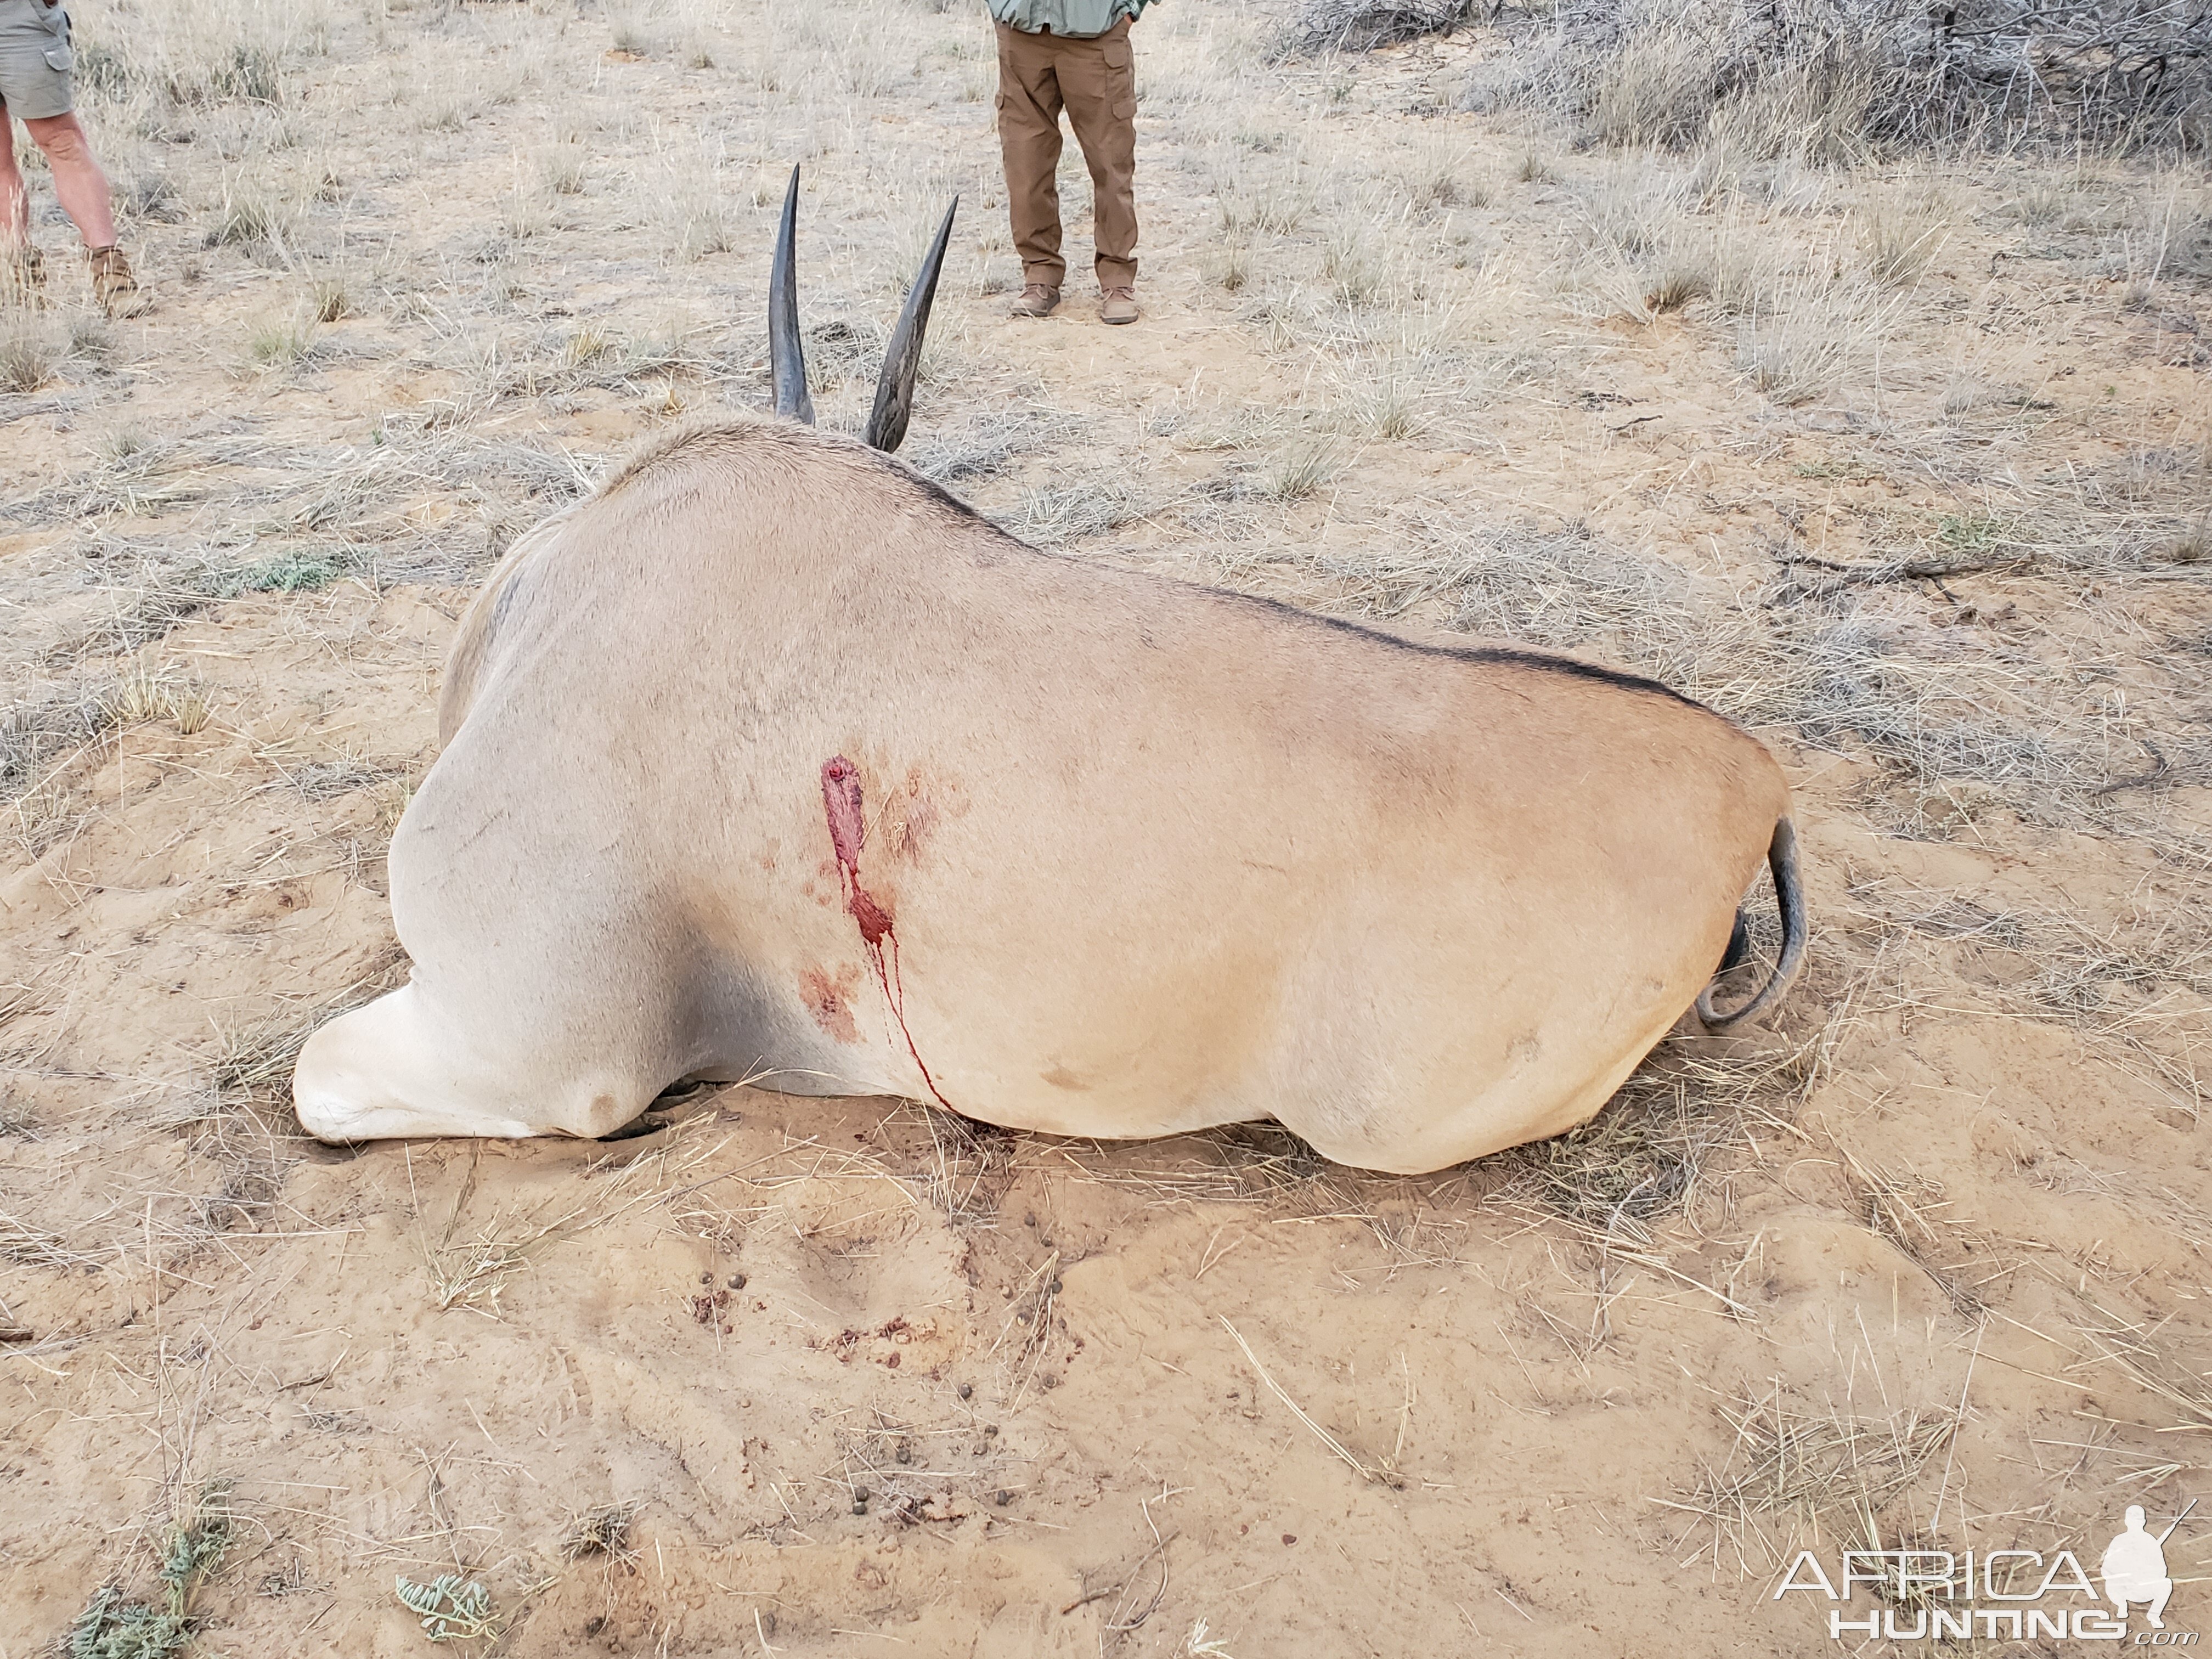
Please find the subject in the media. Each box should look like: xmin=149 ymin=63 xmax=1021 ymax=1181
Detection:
xmin=3 ymin=0 xmax=2211 ymax=1652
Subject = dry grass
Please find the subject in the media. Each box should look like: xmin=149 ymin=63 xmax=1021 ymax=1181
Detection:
xmin=560 ymin=1501 xmax=644 ymax=1564
xmin=207 ymin=1008 xmax=321 ymax=1099
xmin=1841 ymin=1149 xmax=2004 ymax=1315
xmin=100 ymin=666 xmax=211 ymax=735
xmin=2076 ymin=1306 xmax=2212 ymax=1436
xmin=1860 ymin=206 xmax=1945 ymax=287
xmin=1489 ymin=0 xmax=2212 ymax=153
xmin=0 ymin=324 xmax=56 ymax=393
xmin=2 ymin=1209 xmax=98 ymax=1268
xmin=1667 ymin=1384 xmax=1958 ymax=1557
xmin=416 ymin=1180 xmax=589 ymax=1318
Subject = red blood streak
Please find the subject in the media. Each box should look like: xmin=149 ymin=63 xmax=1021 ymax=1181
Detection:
xmin=819 ymin=755 xmax=951 ymax=1110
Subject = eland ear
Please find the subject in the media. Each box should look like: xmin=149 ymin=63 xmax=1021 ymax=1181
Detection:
xmin=769 ymin=164 xmax=814 ymax=426
xmin=865 ymin=196 xmax=959 ymax=455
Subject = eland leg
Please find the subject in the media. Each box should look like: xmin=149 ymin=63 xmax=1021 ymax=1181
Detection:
xmin=292 ymin=982 xmax=658 ymax=1143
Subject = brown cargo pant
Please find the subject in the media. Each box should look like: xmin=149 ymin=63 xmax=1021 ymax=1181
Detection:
xmin=994 ymin=17 xmax=1137 ymax=291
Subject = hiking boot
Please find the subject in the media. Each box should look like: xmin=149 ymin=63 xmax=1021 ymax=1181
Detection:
xmin=1100 ymin=285 xmax=1138 ymax=326
xmin=2 ymin=243 xmax=47 ymax=308
xmin=87 ymin=245 xmax=150 ymax=319
xmin=1008 ymin=282 xmax=1060 ymax=318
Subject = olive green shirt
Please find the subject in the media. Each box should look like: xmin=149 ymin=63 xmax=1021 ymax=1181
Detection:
xmin=986 ymin=0 xmax=1149 ymax=37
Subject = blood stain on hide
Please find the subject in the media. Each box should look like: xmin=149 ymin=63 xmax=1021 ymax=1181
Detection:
xmin=799 ymin=965 xmax=862 ymax=1045
xmin=820 ymin=755 xmax=952 ymax=1110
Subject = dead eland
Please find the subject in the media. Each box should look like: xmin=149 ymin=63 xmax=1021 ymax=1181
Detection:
xmin=292 ymin=172 xmax=1805 ymax=1175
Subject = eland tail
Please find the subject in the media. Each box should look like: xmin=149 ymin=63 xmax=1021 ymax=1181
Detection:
xmin=1695 ymin=818 xmax=1807 ymax=1030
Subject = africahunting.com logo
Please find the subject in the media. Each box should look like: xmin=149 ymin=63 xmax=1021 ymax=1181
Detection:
xmin=1775 ymin=1503 xmax=2198 ymax=1643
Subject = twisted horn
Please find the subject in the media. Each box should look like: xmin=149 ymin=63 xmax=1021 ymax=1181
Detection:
xmin=864 ymin=196 xmax=959 ymax=454
xmin=770 ymin=164 xmax=814 ymax=425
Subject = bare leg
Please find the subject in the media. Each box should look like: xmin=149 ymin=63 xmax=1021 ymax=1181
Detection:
xmin=20 ymin=112 xmax=116 ymax=248
xmin=0 ymin=117 xmax=29 ymax=248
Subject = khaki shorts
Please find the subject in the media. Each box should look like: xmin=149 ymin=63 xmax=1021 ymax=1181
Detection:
xmin=0 ymin=0 xmax=76 ymax=121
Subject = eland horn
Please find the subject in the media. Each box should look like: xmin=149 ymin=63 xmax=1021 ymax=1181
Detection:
xmin=769 ymin=165 xmax=814 ymax=426
xmin=864 ymin=196 xmax=959 ymax=455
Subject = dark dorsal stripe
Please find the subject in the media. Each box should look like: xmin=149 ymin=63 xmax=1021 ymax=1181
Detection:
xmin=1204 ymin=588 xmax=1709 ymax=710
xmin=862 ymin=443 xmax=1706 ymax=713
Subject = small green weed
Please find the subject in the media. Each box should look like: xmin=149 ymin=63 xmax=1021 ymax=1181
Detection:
xmin=1936 ymin=512 xmax=2010 ymax=554
xmin=221 ymin=549 xmax=342 ymax=595
xmin=69 ymin=1485 xmax=233 ymax=1659
xmin=245 ymin=312 xmax=319 ymax=369
xmin=395 ymin=1573 xmax=500 ymax=1643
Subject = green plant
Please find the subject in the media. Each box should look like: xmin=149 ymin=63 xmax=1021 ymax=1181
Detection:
xmin=245 ymin=312 xmax=319 ymax=369
xmin=69 ymin=1590 xmax=188 ymax=1659
xmin=395 ymin=1573 xmax=499 ymax=1643
xmin=223 ymin=549 xmax=341 ymax=594
xmin=208 ymin=188 xmax=294 ymax=251
xmin=69 ymin=1486 xmax=234 ymax=1659
xmin=1936 ymin=511 xmax=2008 ymax=553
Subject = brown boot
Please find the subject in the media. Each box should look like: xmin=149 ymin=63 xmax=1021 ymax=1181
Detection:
xmin=87 ymin=245 xmax=151 ymax=319
xmin=3 ymin=243 xmax=47 ymax=308
xmin=1008 ymin=282 xmax=1060 ymax=319
xmin=1100 ymin=285 xmax=1138 ymax=326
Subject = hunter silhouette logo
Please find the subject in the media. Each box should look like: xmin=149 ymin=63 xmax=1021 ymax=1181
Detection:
xmin=1775 ymin=1500 xmax=2199 ymax=1643
xmin=2104 ymin=1502 xmax=2192 ymax=1630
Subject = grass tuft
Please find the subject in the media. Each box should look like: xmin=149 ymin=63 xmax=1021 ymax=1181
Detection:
xmin=100 ymin=667 xmax=211 ymax=735
xmin=245 ymin=311 xmax=319 ymax=370
xmin=1 ymin=325 xmax=55 ymax=393
xmin=562 ymin=1500 xmax=645 ymax=1562
xmin=1862 ymin=207 xmax=1945 ymax=286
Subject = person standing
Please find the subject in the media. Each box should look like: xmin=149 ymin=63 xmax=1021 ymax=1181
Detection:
xmin=989 ymin=0 xmax=1148 ymax=326
xmin=0 ymin=0 xmax=148 ymax=316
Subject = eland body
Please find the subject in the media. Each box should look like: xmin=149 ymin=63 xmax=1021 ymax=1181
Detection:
xmin=291 ymin=177 xmax=1804 ymax=1174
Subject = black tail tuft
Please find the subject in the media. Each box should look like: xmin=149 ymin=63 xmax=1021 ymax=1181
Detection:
xmin=1695 ymin=818 xmax=1807 ymax=1031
